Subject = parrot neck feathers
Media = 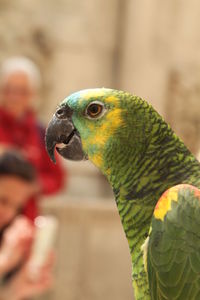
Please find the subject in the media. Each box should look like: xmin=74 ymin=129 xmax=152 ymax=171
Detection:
xmin=102 ymin=112 xmax=200 ymax=299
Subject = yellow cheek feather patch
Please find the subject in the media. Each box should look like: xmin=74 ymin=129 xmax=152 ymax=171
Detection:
xmin=82 ymin=96 xmax=123 ymax=169
xmin=91 ymin=153 xmax=103 ymax=168
xmin=88 ymin=108 xmax=123 ymax=168
xmin=154 ymin=186 xmax=179 ymax=221
xmin=93 ymin=108 xmax=123 ymax=145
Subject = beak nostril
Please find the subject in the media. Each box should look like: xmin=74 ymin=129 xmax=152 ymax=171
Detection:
xmin=55 ymin=105 xmax=73 ymax=119
xmin=56 ymin=108 xmax=65 ymax=118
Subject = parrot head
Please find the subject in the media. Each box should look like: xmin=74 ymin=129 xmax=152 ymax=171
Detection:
xmin=45 ymin=88 xmax=155 ymax=177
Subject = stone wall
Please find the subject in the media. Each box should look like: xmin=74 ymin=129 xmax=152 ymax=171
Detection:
xmin=1 ymin=1 xmax=200 ymax=299
xmin=1 ymin=0 xmax=200 ymax=197
xmin=119 ymin=0 xmax=200 ymax=153
xmin=39 ymin=197 xmax=133 ymax=300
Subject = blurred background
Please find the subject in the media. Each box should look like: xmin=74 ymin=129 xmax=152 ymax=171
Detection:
xmin=0 ymin=0 xmax=200 ymax=299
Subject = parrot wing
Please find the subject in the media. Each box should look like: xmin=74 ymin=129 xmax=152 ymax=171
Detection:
xmin=147 ymin=184 xmax=200 ymax=300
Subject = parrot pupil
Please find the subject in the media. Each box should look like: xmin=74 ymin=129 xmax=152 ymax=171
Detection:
xmin=87 ymin=103 xmax=103 ymax=117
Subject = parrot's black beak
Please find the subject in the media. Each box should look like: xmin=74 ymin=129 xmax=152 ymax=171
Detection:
xmin=45 ymin=105 xmax=86 ymax=163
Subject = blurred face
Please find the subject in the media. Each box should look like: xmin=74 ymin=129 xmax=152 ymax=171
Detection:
xmin=0 ymin=72 xmax=35 ymax=118
xmin=0 ymin=176 xmax=34 ymax=229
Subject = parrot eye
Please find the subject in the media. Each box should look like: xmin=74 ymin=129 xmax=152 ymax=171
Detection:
xmin=86 ymin=101 xmax=106 ymax=119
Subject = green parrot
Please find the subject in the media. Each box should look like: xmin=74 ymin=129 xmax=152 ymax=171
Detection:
xmin=45 ymin=88 xmax=200 ymax=300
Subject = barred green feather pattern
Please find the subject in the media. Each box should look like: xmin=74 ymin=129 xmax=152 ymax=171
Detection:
xmin=99 ymin=92 xmax=200 ymax=299
xmin=148 ymin=185 xmax=200 ymax=300
xmin=60 ymin=89 xmax=200 ymax=300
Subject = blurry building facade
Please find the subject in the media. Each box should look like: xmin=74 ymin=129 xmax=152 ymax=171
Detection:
xmin=1 ymin=1 xmax=200 ymax=299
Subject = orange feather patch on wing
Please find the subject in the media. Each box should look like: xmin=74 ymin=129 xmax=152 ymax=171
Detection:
xmin=154 ymin=184 xmax=199 ymax=221
xmin=154 ymin=187 xmax=178 ymax=221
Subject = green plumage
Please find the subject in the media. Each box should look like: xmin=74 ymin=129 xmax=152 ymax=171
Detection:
xmin=148 ymin=186 xmax=200 ymax=299
xmin=46 ymin=88 xmax=200 ymax=300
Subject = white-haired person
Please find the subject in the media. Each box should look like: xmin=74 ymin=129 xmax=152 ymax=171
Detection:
xmin=0 ymin=57 xmax=65 ymax=221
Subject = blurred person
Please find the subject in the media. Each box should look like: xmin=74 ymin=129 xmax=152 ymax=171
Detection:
xmin=0 ymin=150 xmax=53 ymax=300
xmin=0 ymin=56 xmax=65 ymax=221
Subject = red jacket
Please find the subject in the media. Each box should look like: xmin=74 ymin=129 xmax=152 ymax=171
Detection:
xmin=0 ymin=108 xmax=65 ymax=221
